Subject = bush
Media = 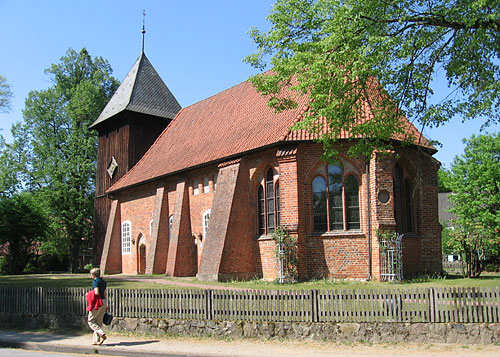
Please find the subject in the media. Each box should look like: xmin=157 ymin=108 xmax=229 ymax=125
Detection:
xmin=0 ymin=257 xmax=7 ymax=275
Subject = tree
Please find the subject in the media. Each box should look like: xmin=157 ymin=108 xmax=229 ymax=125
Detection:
xmin=0 ymin=75 xmax=13 ymax=113
xmin=438 ymin=167 xmax=453 ymax=193
xmin=447 ymin=133 xmax=500 ymax=277
xmin=5 ymin=48 xmax=119 ymax=272
xmin=246 ymin=0 xmax=500 ymax=157
xmin=0 ymin=193 xmax=49 ymax=274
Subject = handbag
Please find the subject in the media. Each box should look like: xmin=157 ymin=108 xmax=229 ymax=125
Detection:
xmin=103 ymin=312 xmax=113 ymax=325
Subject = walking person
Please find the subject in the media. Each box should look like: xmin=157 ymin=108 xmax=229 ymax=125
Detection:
xmin=86 ymin=267 xmax=108 ymax=345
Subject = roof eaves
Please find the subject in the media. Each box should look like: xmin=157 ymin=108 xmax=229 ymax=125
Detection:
xmin=106 ymin=140 xmax=285 ymax=195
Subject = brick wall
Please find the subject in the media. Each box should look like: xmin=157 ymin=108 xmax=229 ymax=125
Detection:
xmin=118 ymin=182 xmax=157 ymax=274
xmin=103 ymin=142 xmax=441 ymax=280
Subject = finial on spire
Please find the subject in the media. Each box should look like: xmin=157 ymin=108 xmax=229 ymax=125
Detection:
xmin=141 ymin=9 xmax=146 ymax=54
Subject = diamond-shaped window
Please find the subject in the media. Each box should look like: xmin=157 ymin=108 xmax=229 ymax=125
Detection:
xmin=107 ymin=157 xmax=118 ymax=179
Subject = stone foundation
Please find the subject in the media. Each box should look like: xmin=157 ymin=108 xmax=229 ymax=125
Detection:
xmin=1 ymin=313 xmax=498 ymax=345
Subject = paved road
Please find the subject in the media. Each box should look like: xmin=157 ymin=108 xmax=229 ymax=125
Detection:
xmin=1 ymin=330 xmax=500 ymax=357
xmin=0 ymin=347 xmax=98 ymax=357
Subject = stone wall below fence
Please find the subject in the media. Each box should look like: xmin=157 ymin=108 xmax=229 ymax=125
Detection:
xmin=1 ymin=313 xmax=499 ymax=345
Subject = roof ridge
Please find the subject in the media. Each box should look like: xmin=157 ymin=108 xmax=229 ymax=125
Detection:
xmin=128 ymin=53 xmax=145 ymax=109
xmin=180 ymin=75 xmax=260 ymax=111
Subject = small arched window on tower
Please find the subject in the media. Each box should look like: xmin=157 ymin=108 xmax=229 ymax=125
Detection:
xmin=257 ymin=168 xmax=281 ymax=236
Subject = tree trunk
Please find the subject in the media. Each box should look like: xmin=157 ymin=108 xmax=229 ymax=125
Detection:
xmin=69 ymin=237 xmax=82 ymax=273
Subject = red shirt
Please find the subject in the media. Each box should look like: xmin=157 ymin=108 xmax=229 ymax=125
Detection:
xmin=85 ymin=289 xmax=103 ymax=312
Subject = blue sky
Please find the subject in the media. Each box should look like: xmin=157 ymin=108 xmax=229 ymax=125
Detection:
xmin=0 ymin=0 xmax=497 ymax=168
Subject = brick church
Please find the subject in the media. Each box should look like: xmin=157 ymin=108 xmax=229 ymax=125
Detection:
xmin=90 ymin=52 xmax=442 ymax=281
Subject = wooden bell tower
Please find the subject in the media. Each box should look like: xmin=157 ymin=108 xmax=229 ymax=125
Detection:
xmin=89 ymin=52 xmax=181 ymax=265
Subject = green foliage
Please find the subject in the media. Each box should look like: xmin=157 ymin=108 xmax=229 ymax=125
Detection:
xmin=0 ymin=48 xmax=119 ymax=272
xmin=0 ymin=192 xmax=49 ymax=274
xmin=272 ymin=227 xmax=298 ymax=283
xmin=438 ymin=168 xmax=453 ymax=193
xmin=441 ymin=225 xmax=456 ymax=256
xmin=246 ymin=0 xmax=500 ymax=157
xmin=447 ymin=133 xmax=500 ymax=278
xmin=0 ymin=75 xmax=13 ymax=113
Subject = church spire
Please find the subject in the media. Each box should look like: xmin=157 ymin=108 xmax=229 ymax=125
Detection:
xmin=141 ymin=10 xmax=146 ymax=54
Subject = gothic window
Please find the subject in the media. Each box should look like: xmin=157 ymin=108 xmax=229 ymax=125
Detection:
xmin=266 ymin=169 xmax=275 ymax=233
xmin=257 ymin=168 xmax=281 ymax=236
xmin=405 ymin=179 xmax=414 ymax=233
xmin=276 ymin=182 xmax=281 ymax=228
xmin=328 ymin=164 xmax=343 ymax=230
xmin=121 ymin=221 xmax=131 ymax=254
xmin=313 ymin=176 xmax=327 ymax=231
xmin=312 ymin=163 xmax=360 ymax=232
xmin=345 ymin=175 xmax=360 ymax=230
xmin=394 ymin=163 xmax=415 ymax=234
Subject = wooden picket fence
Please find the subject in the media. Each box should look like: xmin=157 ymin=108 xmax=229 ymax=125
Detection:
xmin=0 ymin=286 xmax=498 ymax=324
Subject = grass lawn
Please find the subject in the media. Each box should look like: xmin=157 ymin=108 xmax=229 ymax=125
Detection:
xmin=0 ymin=272 xmax=498 ymax=291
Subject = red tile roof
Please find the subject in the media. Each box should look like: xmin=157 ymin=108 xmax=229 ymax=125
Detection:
xmin=108 ymin=78 xmax=435 ymax=193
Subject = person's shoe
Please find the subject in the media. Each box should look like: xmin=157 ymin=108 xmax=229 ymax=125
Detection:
xmin=98 ymin=334 xmax=106 ymax=345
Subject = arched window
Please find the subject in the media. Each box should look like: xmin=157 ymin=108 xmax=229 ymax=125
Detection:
xmin=394 ymin=163 xmax=415 ymax=234
xmin=266 ymin=169 xmax=275 ymax=233
xmin=275 ymin=182 xmax=281 ymax=228
xmin=405 ymin=179 xmax=414 ymax=233
xmin=121 ymin=221 xmax=131 ymax=254
xmin=394 ymin=163 xmax=404 ymax=234
xmin=345 ymin=175 xmax=360 ymax=230
xmin=328 ymin=164 xmax=343 ymax=230
xmin=258 ymin=186 xmax=265 ymax=235
xmin=203 ymin=209 xmax=211 ymax=238
xmin=313 ymin=176 xmax=327 ymax=231
xmin=257 ymin=168 xmax=281 ymax=236
xmin=312 ymin=162 xmax=360 ymax=232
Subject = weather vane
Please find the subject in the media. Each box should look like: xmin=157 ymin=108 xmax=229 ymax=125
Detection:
xmin=142 ymin=10 xmax=146 ymax=53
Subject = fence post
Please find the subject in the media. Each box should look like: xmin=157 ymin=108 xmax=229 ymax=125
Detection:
xmin=205 ymin=289 xmax=213 ymax=321
xmin=428 ymin=287 xmax=436 ymax=323
xmin=39 ymin=286 xmax=45 ymax=315
xmin=311 ymin=290 xmax=318 ymax=322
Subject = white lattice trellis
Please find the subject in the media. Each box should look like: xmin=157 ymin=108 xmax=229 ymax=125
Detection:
xmin=380 ymin=233 xmax=404 ymax=281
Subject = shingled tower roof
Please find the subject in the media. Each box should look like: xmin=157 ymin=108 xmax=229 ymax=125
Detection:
xmin=89 ymin=53 xmax=181 ymax=129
